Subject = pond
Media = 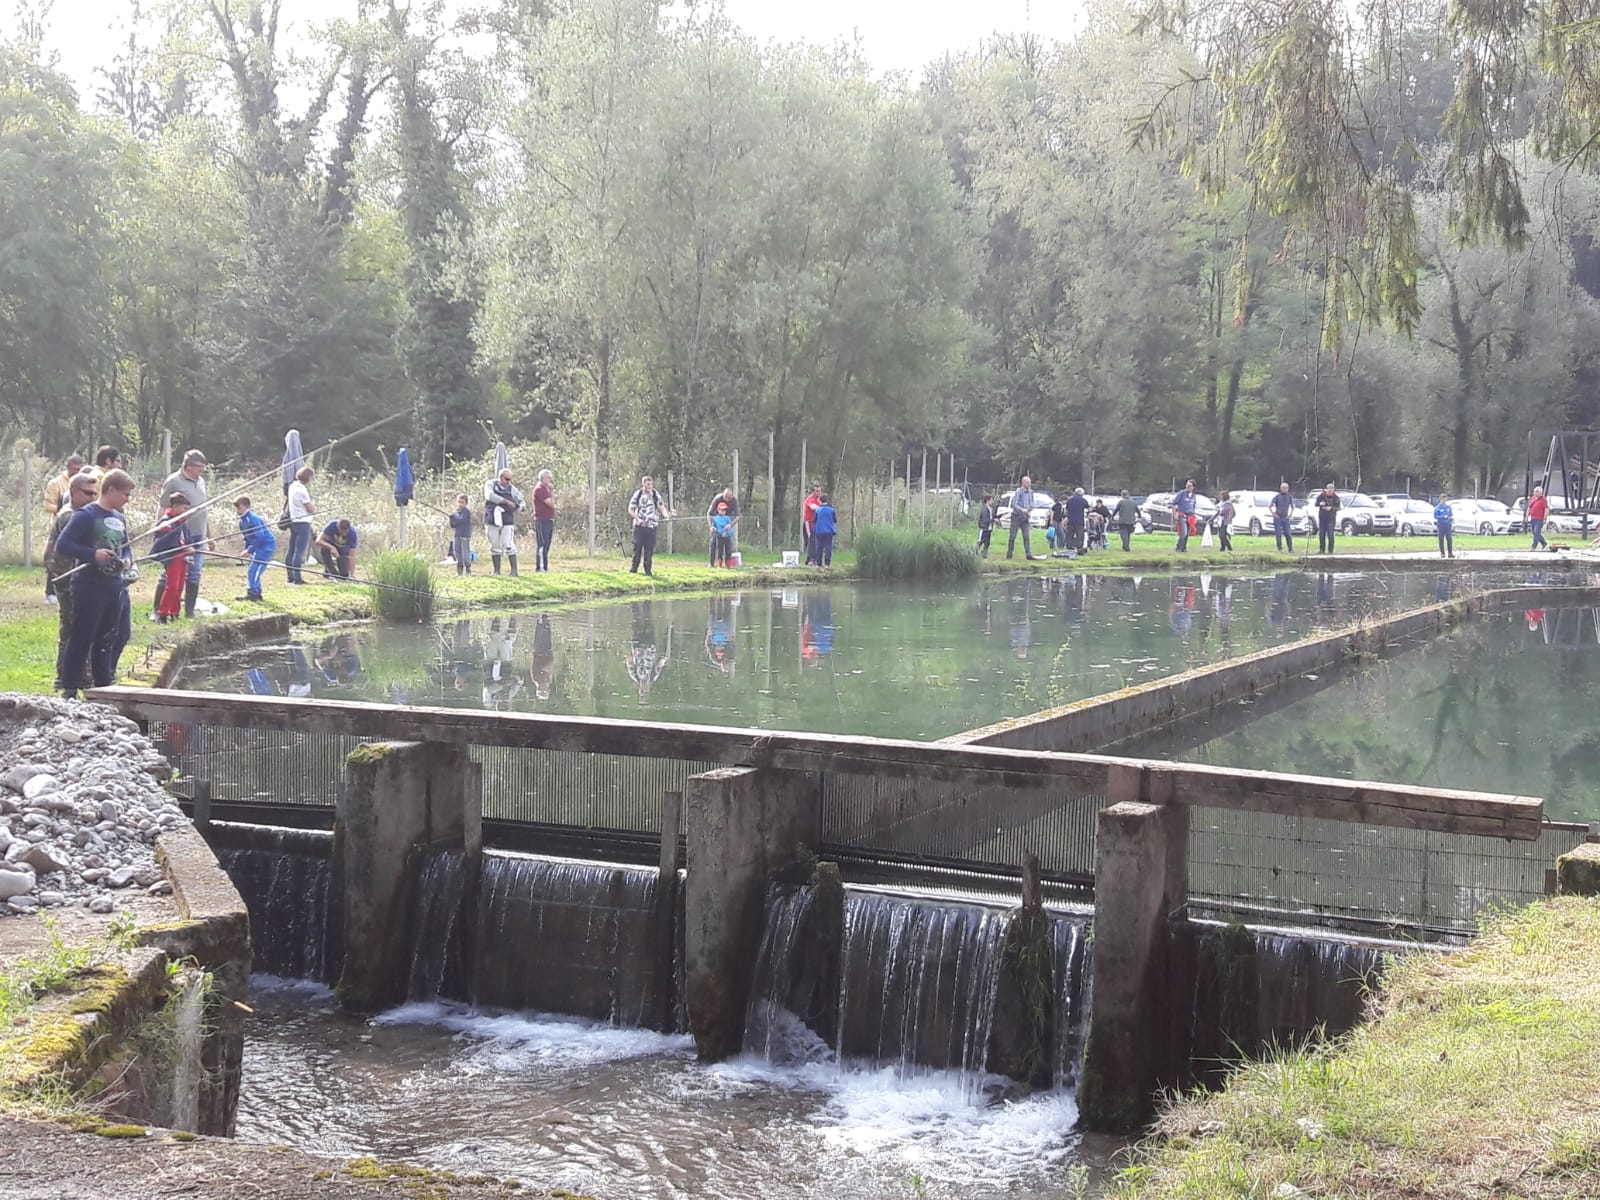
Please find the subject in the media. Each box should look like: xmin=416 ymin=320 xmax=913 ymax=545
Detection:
xmin=1138 ymin=605 xmax=1600 ymax=823
xmin=191 ymin=570 xmax=1557 ymax=741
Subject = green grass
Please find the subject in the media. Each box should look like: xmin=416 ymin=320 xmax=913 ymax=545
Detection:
xmin=369 ymin=551 xmax=436 ymax=621
xmin=1114 ymin=898 xmax=1600 ymax=1200
xmin=856 ymin=525 xmax=981 ymax=579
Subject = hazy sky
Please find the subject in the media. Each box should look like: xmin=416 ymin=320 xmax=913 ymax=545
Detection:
xmin=41 ymin=0 xmax=1088 ymax=95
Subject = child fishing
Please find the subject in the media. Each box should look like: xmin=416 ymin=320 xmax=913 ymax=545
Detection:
xmin=450 ymin=493 xmax=473 ymax=575
xmin=234 ymin=495 xmax=277 ymax=601
xmin=151 ymin=492 xmax=197 ymax=624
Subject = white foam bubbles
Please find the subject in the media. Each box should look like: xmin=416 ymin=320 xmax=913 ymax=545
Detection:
xmin=372 ymin=1001 xmax=693 ymax=1071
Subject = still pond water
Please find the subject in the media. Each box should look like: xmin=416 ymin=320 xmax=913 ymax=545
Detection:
xmin=197 ymin=570 xmax=1551 ymax=740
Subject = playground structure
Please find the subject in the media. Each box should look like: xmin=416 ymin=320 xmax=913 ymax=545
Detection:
xmin=1527 ymin=431 xmax=1600 ymax=534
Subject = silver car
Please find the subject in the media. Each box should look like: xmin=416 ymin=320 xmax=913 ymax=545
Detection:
xmin=1384 ymin=498 xmax=1437 ymax=537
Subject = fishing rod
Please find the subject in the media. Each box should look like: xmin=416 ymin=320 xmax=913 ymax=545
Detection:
xmin=196 ymin=548 xmax=458 ymax=605
xmin=54 ymin=412 xmax=412 ymax=586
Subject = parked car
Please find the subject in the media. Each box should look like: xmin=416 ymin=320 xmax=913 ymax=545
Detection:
xmin=1382 ymin=498 xmax=1437 ymax=537
xmin=996 ymin=489 xmax=1056 ymax=530
xmin=1227 ymin=490 xmax=1313 ymax=536
xmin=1303 ymin=490 xmax=1398 ymax=536
xmin=1448 ymin=498 xmax=1512 ymax=536
xmin=1511 ymin=498 xmax=1594 ymax=536
xmin=1142 ymin=490 xmax=1219 ymax=533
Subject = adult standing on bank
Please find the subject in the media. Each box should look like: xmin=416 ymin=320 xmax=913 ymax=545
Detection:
xmin=55 ymin=468 xmax=136 ymax=698
xmin=484 ymin=467 xmax=525 ymax=575
xmin=1216 ymin=491 xmax=1236 ymax=552
xmin=1270 ymin=483 xmax=1296 ymax=553
xmin=85 ymin=446 xmax=121 ymax=483
xmin=1114 ymin=490 xmax=1140 ymax=551
xmin=630 ymin=474 xmax=670 ymax=576
xmin=532 ymin=469 xmax=556 ymax=572
xmin=1315 ymin=484 xmax=1341 ymax=555
xmin=285 ymin=467 xmax=316 ymax=584
xmin=1173 ymin=480 xmax=1198 ymax=552
xmin=707 ymin=487 xmax=741 ymax=560
xmin=1434 ymin=492 xmax=1456 ymax=559
xmin=1529 ymin=486 xmax=1549 ymax=551
xmin=45 ymin=471 xmax=98 ymax=692
xmin=802 ymin=484 xmax=822 ymax=565
xmin=41 ymin=453 xmax=85 ymax=603
xmin=155 ymin=449 xmax=213 ymax=618
xmin=1006 ymin=477 xmax=1037 ymax=560
xmin=1065 ymin=487 xmax=1089 ymax=553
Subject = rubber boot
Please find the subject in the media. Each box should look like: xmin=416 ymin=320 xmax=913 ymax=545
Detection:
xmin=183 ymin=579 xmax=200 ymax=619
xmin=508 ymin=554 xmax=519 ymax=577
xmin=492 ymin=554 xmax=502 ymax=575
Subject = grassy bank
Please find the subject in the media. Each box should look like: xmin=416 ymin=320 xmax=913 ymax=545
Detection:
xmin=1115 ymin=898 xmax=1600 ymax=1200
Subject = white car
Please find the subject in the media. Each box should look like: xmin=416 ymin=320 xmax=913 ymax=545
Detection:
xmin=996 ymin=489 xmax=1056 ymax=530
xmin=1448 ymin=499 xmax=1512 ymax=535
xmin=1383 ymin=498 xmax=1437 ymax=537
xmin=1227 ymin=490 xmax=1313 ymax=536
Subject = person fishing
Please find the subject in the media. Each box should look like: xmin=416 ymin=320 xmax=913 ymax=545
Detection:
xmin=629 ymin=474 xmax=671 ymax=576
xmin=315 ymin=517 xmax=360 ymax=579
xmin=234 ymin=495 xmax=277 ymax=601
xmin=55 ymin=468 xmax=138 ymax=698
xmin=151 ymin=492 xmax=199 ymax=625
xmin=484 ymin=467 xmax=525 ymax=576
xmin=450 ymin=493 xmax=474 ymax=575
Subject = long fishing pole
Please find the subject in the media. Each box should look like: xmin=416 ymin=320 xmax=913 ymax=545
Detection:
xmin=54 ymin=412 xmax=412 ymax=586
xmin=196 ymin=548 xmax=457 ymax=605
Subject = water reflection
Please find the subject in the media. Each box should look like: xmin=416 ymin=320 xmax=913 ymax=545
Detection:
xmin=201 ymin=569 xmax=1585 ymax=742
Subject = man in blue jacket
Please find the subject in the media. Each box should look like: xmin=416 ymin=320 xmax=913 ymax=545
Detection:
xmin=1064 ymin=487 xmax=1089 ymax=552
xmin=1173 ymin=480 xmax=1198 ymax=552
xmin=55 ymin=468 xmax=137 ymax=698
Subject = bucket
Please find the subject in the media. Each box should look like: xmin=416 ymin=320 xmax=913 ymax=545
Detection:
xmin=781 ymin=550 xmax=799 ymax=567
xmin=730 ymin=551 xmax=743 ymax=568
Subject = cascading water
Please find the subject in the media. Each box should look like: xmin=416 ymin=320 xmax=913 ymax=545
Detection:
xmin=216 ymin=827 xmax=336 ymax=982
xmin=1051 ymin=918 xmax=1091 ymax=1090
xmin=414 ymin=850 xmax=669 ymax=1029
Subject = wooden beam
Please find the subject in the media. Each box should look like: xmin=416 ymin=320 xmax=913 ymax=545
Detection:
xmin=87 ymin=688 xmax=1544 ymax=840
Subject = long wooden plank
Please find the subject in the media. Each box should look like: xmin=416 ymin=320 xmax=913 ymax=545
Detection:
xmin=88 ymin=687 xmax=1544 ymax=839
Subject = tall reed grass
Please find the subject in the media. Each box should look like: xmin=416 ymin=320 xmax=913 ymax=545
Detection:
xmin=370 ymin=551 xmax=436 ymax=621
xmin=855 ymin=525 xmax=980 ymax=580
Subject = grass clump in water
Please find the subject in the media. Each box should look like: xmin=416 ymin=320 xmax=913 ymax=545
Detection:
xmin=369 ymin=551 xmax=436 ymax=622
xmin=855 ymin=526 xmax=979 ymax=580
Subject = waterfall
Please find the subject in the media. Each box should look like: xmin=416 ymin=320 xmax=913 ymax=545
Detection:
xmin=465 ymin=852 xmax=666 ymax=1028
xmin=217 ymin=828 xmax=335 ymax=982
xmin=743 ymin=886 xmax=829 ymax=1063
xmin=408 ymin=849 xmax=469 ymax=1000
xmin=835 ymin=891 xmax=1008 ymax=1080
xmin=1051 ymin=918 xmax=1091 ymax=1090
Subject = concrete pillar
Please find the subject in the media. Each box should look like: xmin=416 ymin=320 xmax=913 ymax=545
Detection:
xmin=684 ymin=765 xmax=819 ymax=1061
xmin=1078 ymin=797 xmax=1189 ymax=1131
xmin=334 ymin=740 xmax=472 ymax=1014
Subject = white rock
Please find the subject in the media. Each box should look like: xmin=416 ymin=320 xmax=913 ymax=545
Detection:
xmin=107 ymin=866 xmax=136 ymax=889
xmin=7 ymin=895 xmax=39 ymax=913
xmin=1 ymin=764 xmax=47 ymax=793
xmin=0 ymin=866 xmax=36 ymax=900
xmin=4 ymin=841 xmax=28 ymax=863
xmin=98 ymin=801 xmax=119 ymax=823
xmin=38 ymin=891 xmax=64 ymax=906
xmin=55 ymin=727 xmax=83 ymax=743
xmin=145 ymin=880 xmax=173 ymax=896
xmin=18 ymin=844 xmax=68 ymax=876
xmin=21 ymin=774 xmax=60 ymax=801
xmin=88 ymin=895 xmax=114 ymax=914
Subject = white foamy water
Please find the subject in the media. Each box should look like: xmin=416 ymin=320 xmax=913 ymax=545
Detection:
xmin=239 ymin=980 xmax=1110 ymax=1199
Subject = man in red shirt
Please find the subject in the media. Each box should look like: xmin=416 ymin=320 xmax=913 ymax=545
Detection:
xmin=1528 ymin=485 xmax=1549 ymax=551
xmin=532 ymin=469 xmax=556 ymax=572
xmin=802 ymin=484 xmax=822 ymax=565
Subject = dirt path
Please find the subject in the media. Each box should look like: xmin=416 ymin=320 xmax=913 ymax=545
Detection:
xmin=0 ymin=1116 xmax=577 ymax=1199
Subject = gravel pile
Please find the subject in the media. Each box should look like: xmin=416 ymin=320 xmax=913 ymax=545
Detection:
xmin=0 ymin=695 xmax=187 ymax=916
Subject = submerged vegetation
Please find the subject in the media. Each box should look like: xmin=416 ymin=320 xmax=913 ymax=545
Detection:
xmin=855 ymin=527 xmax=981 ymax=580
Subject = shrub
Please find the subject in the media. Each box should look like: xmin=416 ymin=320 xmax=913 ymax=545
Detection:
xmin=855 ymin=525 xmax=979 ymax=580
xmin=369 ymin=550 xmax=436 ymax=621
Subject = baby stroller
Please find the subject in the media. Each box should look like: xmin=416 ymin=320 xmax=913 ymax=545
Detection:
xmin=1086 ymin=512 xmax=1109 ymax=551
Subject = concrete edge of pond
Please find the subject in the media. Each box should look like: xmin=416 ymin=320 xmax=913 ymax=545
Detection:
xmin=951 ymin=584 xmax=1600 ymax=754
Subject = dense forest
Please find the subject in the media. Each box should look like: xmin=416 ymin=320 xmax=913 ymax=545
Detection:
xmin=5 ymin=0 xmax=1600 ymax=501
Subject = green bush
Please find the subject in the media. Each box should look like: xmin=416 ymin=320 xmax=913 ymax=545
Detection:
xmin=855 ymin=525 xmax=979 ymax=580
xmin=369 ymin=550 xmax=436 ymax=621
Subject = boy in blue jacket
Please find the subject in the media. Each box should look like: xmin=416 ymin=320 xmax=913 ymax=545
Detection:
xmin=234 ymin=495 xmax=277 ymax=600
xmin=812 ymin=493 xmax=838 ymax=567
xmin=56 ymin=468 xmax=137 ymax=697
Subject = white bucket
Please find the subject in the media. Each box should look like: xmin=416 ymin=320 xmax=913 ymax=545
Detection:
xmin=730 ymin=551 xmax=743 ymax=568
xmin=781 ymin=550 xmax=800 ymax=567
